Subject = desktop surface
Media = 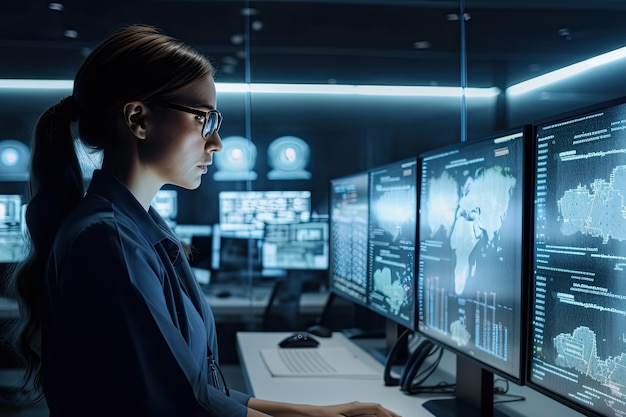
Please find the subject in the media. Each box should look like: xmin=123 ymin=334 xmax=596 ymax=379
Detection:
xmin=236 ymin=332 xmax=587 ymax=417
xmin=237 ymin=331 xmax=437 ymax=416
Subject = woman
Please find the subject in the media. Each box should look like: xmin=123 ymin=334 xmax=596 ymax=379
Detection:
xmin=8 ymin=24 xmax=401 ymax=417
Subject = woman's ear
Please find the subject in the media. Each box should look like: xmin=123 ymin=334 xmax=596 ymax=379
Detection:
xmin=123 ymin=101 xmax=148 ymax=140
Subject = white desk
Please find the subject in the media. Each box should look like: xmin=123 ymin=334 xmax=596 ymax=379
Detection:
xmin=236 ymin=332 xmax=587 ymax=417
xmin=236 ymin=331 xmax=450 ymax=416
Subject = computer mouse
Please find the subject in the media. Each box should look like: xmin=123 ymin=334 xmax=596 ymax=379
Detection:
xmin=216 ymin=290 xmax=232 ymax=298
xmin=305 ymin=324 xmax=332 ymax=338
xmin=278 ymin=332 xmax=320 ymax=348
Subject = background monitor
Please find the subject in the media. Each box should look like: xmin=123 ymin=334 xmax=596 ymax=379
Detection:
xmin=210 ymin=225 xmax=264 ymax=282
xmin=174 ymin=224 xmax=213 ymax=287
xmin=218 ymin=190 xmax=311 ymax=230
xmin=261 ymin=221 xmax=329 ymax=270
xmin=0 ymin=194 xmax=21 ymax=231
xmin=367 ymin=157 xmax=418 ymax=331
xmin=152 ymin=189 xmax=178 ymax=225
xmin=417 ymin=127 xmax=531 ymax=416
xmin=0 ymin=195 xmax=25 ymax=264
xmin=529 ymin=99 xmax=626 ymax=417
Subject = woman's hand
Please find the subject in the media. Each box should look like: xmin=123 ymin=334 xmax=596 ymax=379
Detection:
xmin=248 ymin=397 xmax=402 ymax=417
xmin=314 ymin=401 xmax=402 ymax=417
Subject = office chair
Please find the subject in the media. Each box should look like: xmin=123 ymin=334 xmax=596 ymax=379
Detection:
xmin=261 ymin=276 xmax=305 ymax=332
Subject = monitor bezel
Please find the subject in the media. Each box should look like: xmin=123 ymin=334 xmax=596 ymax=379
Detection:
xmin=415 ymin=125 xmax=534 ymax=386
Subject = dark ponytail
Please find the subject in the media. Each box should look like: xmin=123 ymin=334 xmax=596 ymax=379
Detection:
xmin=7 ymin=95 xmax=84 ymax=395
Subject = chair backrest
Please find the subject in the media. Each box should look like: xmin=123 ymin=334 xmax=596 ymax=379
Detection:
xmin=262 ymin=277 xmax=304 ymax=332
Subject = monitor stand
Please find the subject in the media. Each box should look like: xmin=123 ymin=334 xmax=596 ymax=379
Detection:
xmin=316 ymin=292 xmax=386 ymax=337
xmin=422 ymin=355 xmax=513 ymax=417
xmin=365 ymin=320 xmax=408 ymax=365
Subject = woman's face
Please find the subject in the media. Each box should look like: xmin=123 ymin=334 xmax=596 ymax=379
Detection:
xmin=142 ymin=75 xmax=222 ymax=190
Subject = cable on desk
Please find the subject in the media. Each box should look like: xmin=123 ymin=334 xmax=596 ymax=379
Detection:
xmin=400 ymin=345 xmax=456 ymax=395
xmin=493 ymin=378 xmax=526 ymax=405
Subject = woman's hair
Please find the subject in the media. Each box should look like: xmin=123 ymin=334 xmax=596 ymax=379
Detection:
xmin=7 ymin=24 xmax=214 ymax=393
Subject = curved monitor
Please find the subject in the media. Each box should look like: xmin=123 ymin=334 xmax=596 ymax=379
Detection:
xmin=417 ymin=127 xmax=531 ymax=416
xmin=529 ymin=98 xmax=626 ymax=417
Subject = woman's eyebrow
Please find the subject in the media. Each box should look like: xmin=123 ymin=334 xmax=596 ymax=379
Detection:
xmin=193 ymin=103 xmax=215 ymax=110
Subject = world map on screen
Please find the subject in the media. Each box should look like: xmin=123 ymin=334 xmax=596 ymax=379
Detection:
xmin=426 ymin=165 xmax=517 ymax=295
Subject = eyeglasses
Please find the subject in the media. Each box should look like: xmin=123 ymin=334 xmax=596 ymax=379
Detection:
xmin=157 ymin=101 xmax=222 ymax=139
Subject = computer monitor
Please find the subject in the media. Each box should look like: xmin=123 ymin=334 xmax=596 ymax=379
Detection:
xmin=174 ymin=224 xmax=213 ymax=287
xmin=328 ymin=171 xmax=370 ymax=306
xmin=326 ymin=160 xmax=418 ymax=356
xmin=218 ymin=190 xmax=311 ymax=230
xmin=529 ymin=99 xmax=626 ymax=417
xmin=262 ymin=221 xmax=329 ymax=270
xmin=0 ymin=195 xmax=21 ymax=230
xmin=417 ymin=127 xmax=532 ymax=417
xmin=210 ymin=225 xmax=264 ymax=282
xmin=367 ymin=157 xmax=418 ymax=331
xmin=151 ymin=189 xmax=178 ymax=224
xmin=0 ymin=195 xmax=26 ymax=263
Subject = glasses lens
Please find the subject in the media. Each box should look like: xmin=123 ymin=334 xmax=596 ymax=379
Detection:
xmin=203 ymin=112 xmax=221 ymax=138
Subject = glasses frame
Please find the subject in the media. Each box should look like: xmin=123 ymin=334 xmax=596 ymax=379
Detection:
xmin=156 ymin=101 xmax=222 ymax=139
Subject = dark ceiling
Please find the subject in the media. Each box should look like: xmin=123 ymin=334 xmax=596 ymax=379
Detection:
xmin=2 ymin=0 xmax=626 ymax=141
xmin=2 ymin=0 xmax=626 ymax=86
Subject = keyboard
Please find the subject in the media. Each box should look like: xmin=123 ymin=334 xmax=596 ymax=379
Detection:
xmin=260 ymin=347 xmax=380 ymax=378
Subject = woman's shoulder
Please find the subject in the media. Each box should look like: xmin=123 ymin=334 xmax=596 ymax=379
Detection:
xmin=56 ymin=193 xmax=146 ymax=248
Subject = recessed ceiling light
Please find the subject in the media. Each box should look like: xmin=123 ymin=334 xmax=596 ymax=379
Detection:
xmin=251 ymin=21 xmax=263 ymax=31
xmin=446 ymin=13 xmax=470 ymax=21
xmin=222 ymin=56 xmax=238 ymax=66
xmin=48 ymin=3 xmax=64 ymax=11
xmin=230 ymin=34 xmax=244 ymax=45
xmin=558 ymin=28 xmax=572 ymax=40
xmin=240 ymin=7 xmax=259 ymax=16
xmin=64 ymin=29 xmax=78 ymax=39
xmin=414 ymin=41 xmax=431 ymax=50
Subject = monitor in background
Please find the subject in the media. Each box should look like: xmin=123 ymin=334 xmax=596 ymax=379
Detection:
xmin=210 ymin=225 xmax=265 ymax=283
xmin=262 ymin=221 xmax=329 ymax=270
xmin=529 ymin=99 xmax=626 ymax=417
xmin=0 ymin=195 xmax=26 ymax=263
xmin=0 ymin=194 xmax=21 ymax=231
xmin=152 ymin=189 xmax=178 ymax=226
xmin=218 ymin=190 xmax=311 ymax=230
xmin=367 ymin=157 xmax=418 ymax=331
xmin=174 ymin=224 xmax=213 ymax=287
xmin=417 ymin=127 xmax=531 ymax=417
